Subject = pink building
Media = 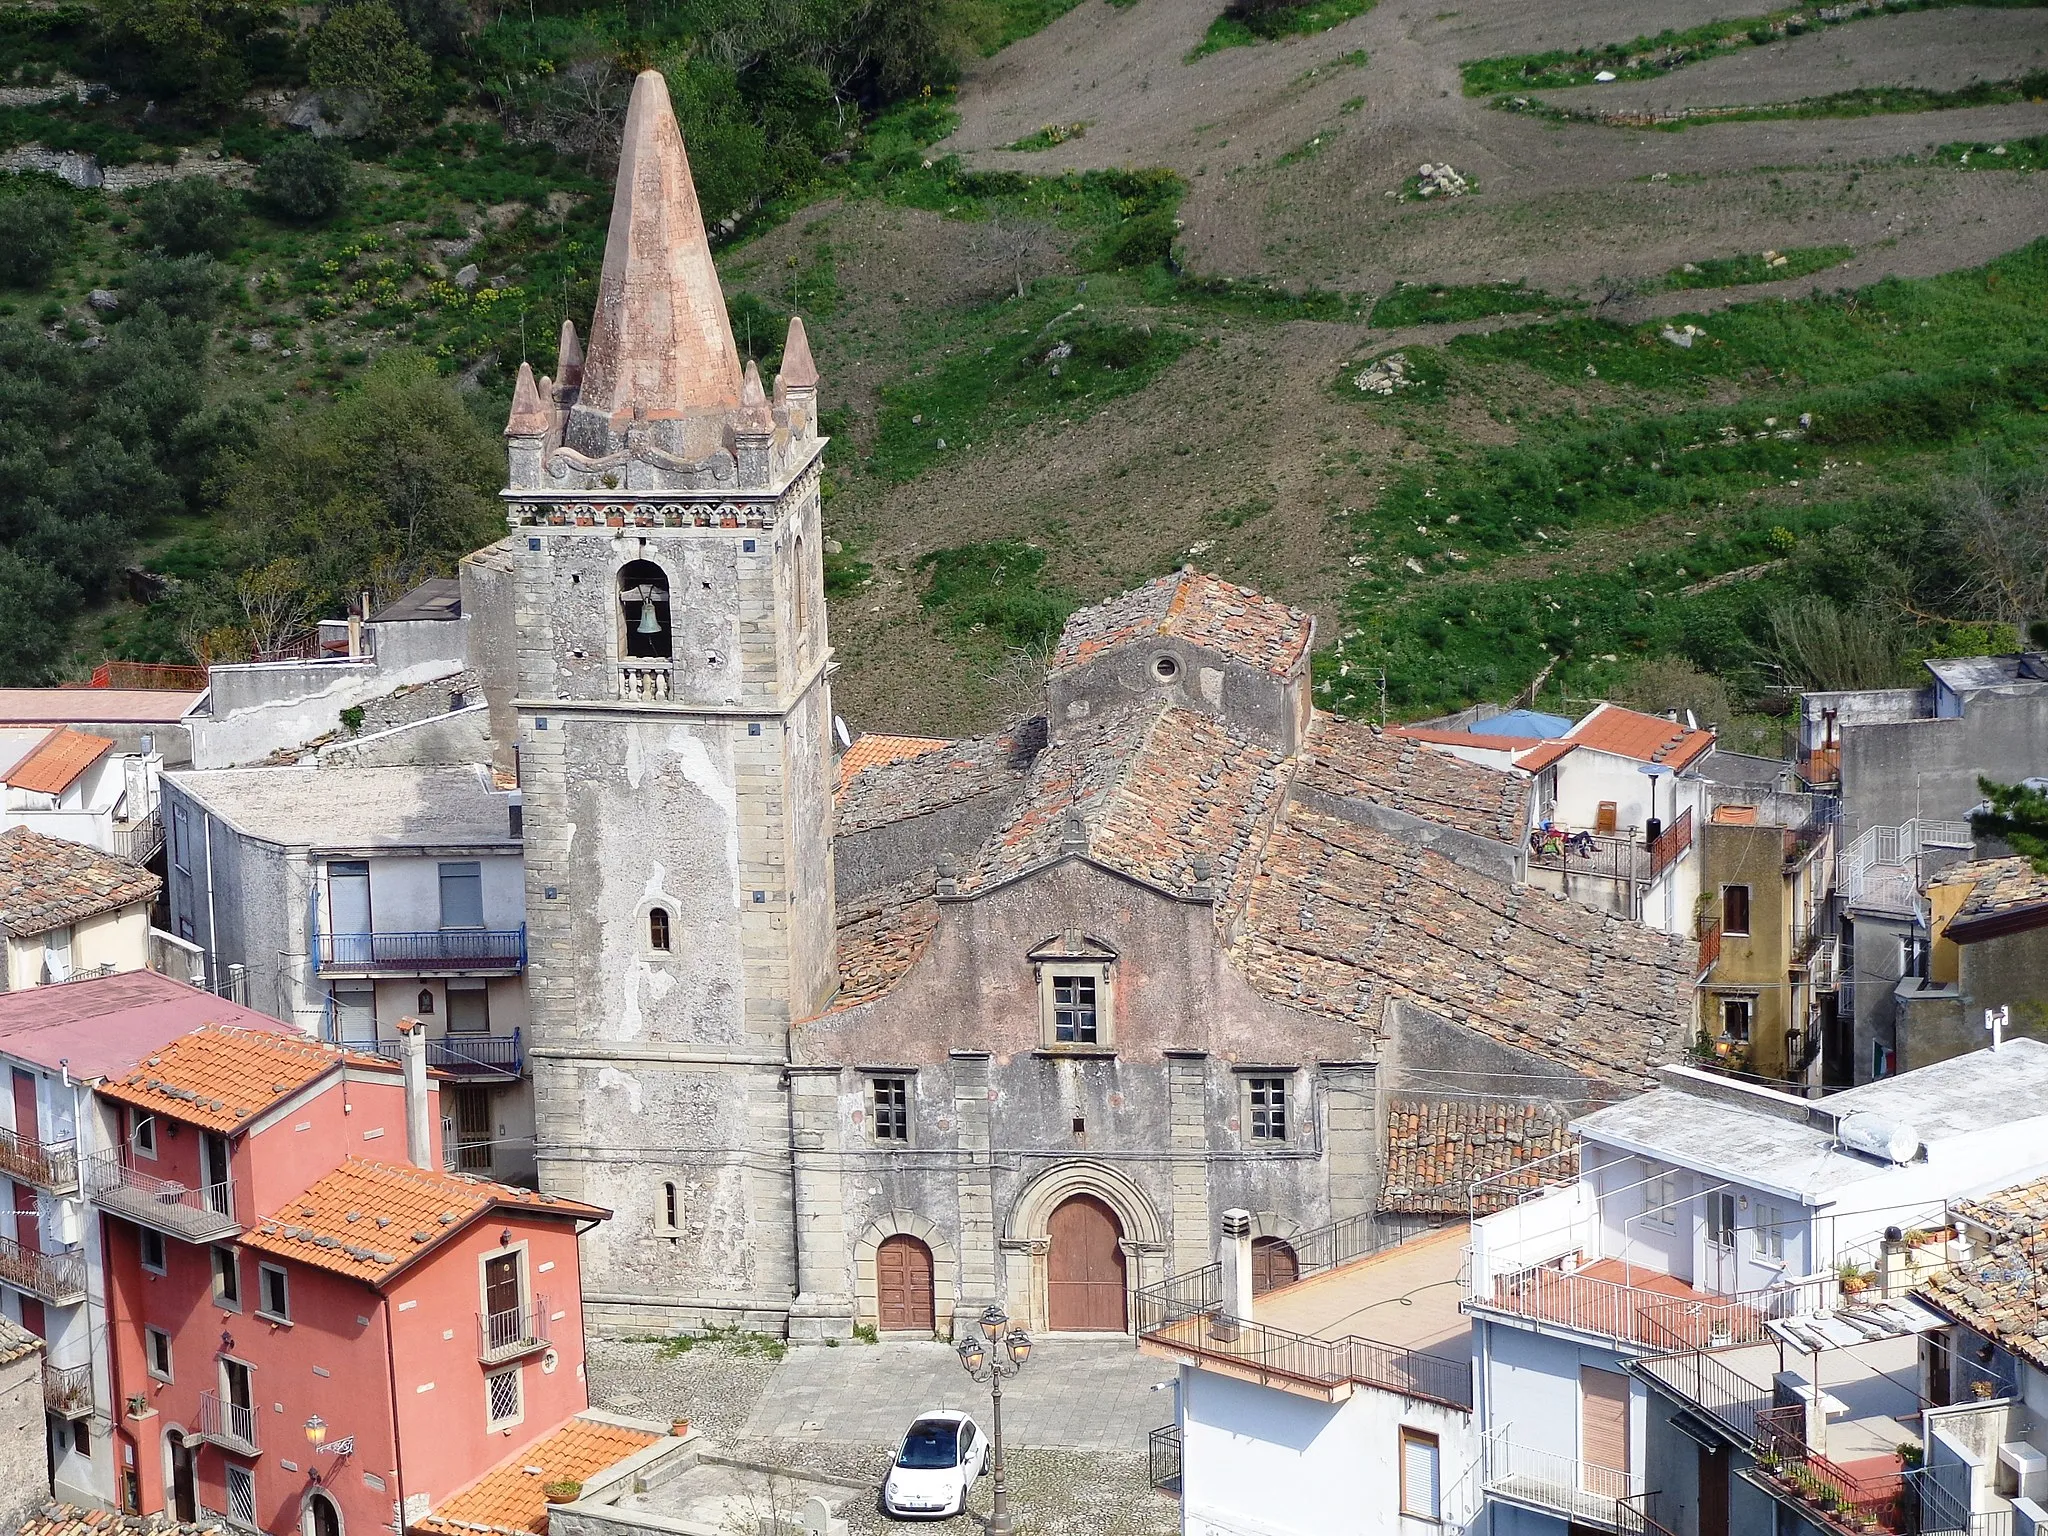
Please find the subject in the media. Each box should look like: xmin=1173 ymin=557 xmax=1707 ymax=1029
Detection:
xmin=98 ymin=1020 xmax=606 ymax=1536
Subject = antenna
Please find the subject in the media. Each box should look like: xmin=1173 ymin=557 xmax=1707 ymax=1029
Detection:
xmin=1378 ymin=668 xmax=1388 ymax=726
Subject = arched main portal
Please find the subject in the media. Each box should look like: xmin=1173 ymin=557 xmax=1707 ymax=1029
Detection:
xmin=1047 ymin=1195 xmax=1126 ymax=1331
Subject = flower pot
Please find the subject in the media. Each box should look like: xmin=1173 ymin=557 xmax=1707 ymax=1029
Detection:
xmin=543 ymin=1491 xmax=579 ymax=1506
xmin=670 ymin=1419 xmax=690 ymax=1438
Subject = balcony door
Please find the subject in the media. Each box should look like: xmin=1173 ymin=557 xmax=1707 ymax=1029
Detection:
xmin=1579 ymin=1365 xmax=1631 ymax=1502
xmin=202 ymin=1134 xmax=232 ymax=1215
xmin=329 ymin=861 xmax=372 ymax=966
xmin=1704 ymin=1191 xmax=1738 ymax=1293
xmin=167 ymin=1432 xmax=196 ymax=1523
xmin=13 ymin=1181 xmax=39 ymax=1254
xmin=12 ymin=1070 xmax=37 ymax=1144
xmin=452 ymin=1086 xmax=491 ymax=1173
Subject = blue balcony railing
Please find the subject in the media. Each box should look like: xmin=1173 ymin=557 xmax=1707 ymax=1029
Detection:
xmin=332 ymin=1030 xmax=524 ymax=1078
xmin=314 ymin=928 xmax=526 ymax=975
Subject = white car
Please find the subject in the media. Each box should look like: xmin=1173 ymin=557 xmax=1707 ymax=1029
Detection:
xmin=881 ymin=1410 xmax=989 ymax=1519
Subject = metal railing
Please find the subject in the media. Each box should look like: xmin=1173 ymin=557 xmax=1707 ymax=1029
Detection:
xmin=1618 ymin=1491 xmax=1683 ymax=1536
xmin=1649 ymin=809 xmax=1694 ymax=881
xmin=333 ymin=1029 xmax=524 ymax=1077
xmin=85 ymin=1152 xmax=239 ymax=1242
xmin=1697 ymin=919 xmax=1723 ymax=977
xmin=479 ymin=1296 xmax=550 ymax=1363
xmin=0 ymin=1234 xmax=86 ymax=1304
xmin=1476 ymin=1263 xmax=1837 ymax=1351
xmin=1148 ymin=1423 xmax=1181 ymax=1495
xmin=0 ymin=1126 xmax=78 ymax=1193
xmin=315 ymin=929 xmax=526 ymax=974
xmin=1905 ymin=1467 xmax=2015 ymax=1536
xmin=1631 ymin=1345 xmax=1775 ymax=1446
xmin=1756 ymin=1403 xmax=1906 ymax=1531
xmin=115 ymin=810 xmax=164 ymax=865
xmin=88 ymin=661 xmax=208 ymax=691
xmin=42 ymin=1360 xmax=93 ymax=1419
xmin=1483 ymin=1430 xmax=1642 ymax=1530
xmin=199 ymin=1390 xmax=259 ymax=1455
xmin=1528 ymin=830 xmax=1646 ymax=886
xmin=1837 ymin=819 xmax=1973 ymax=912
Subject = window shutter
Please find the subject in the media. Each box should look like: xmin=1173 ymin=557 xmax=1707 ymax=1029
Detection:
xmin=1402 ymin=1432 xmax=1440 ymax=1517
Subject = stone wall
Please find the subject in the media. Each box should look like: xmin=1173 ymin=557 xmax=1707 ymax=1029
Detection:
xmin=0 ymin=1337 xmax=45 ymax=1532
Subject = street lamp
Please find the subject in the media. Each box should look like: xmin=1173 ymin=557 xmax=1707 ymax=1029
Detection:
xmin=956 ymin=1303 xmax=1032 ymax=1536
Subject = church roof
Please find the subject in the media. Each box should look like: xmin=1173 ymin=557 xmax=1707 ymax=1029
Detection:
xmin=836 ymin=725 xmax=1043 ymax=836
xmin=575 ymin=69 xmax=742 ymax=428
xmin=1050 ymin=569 xmax=1313 ymax=678
xmin=1300 ymin=713 xmax=1530 ymax=845
xmin=1380 ymin=1096 xmax=1575 ymax=1215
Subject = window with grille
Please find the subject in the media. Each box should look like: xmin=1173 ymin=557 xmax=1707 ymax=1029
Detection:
xmin=1247 ymin=1077 xmax=1289 ymax=1142
xmin=648 ymin=908 xmax=671 ymax=952
xmin=872 ymin=1077 xmax=910 ymax=1143
xmin=1399 ymin=1428 xmax=1440 ymax=1519
xmin=1052 ymin=975 xmax=1097 ymax=1043
xmin=485 ymin=1366 xmax=522 ymax=1428
xmin=225 ymin=1465 xmax=255 ymax=1529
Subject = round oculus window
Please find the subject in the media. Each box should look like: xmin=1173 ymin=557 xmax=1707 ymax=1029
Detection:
xmin=1153 ymin=654 xmax=1180 ymax=682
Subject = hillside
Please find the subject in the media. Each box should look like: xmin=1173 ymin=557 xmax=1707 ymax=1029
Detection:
xmin=0 ymin=0 xmax=2043 ymax=739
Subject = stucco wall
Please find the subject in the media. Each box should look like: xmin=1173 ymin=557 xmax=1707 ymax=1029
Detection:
xmin=1048 ymin=637 xmax=1310 ymax=755
xmin=1840 ymin=688 xmax=2048 ymax=836
xmin=0 ymin=1342 xmax=46 ymax=1533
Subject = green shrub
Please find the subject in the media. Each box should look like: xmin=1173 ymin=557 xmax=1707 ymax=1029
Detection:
xmin=308 ymin=0 xmax=434 ymax=132
xmin=0 ymin=173 xmax=77 ymax=288
xmin=917 ymin=540 xmax=1077 ymax=653
xmin=138 ymin=178 xmax=243 ymax=258
xmin=256 ymin=137 xmax=352 ymax=224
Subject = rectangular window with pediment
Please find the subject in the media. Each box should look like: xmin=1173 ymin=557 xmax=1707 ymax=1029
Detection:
xmin=1030 ymin=933 xmax=1117 ymax=1053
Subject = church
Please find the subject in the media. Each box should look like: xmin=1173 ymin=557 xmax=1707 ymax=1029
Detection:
xmin=469 ymin=69 xmax=1698 ymax=1341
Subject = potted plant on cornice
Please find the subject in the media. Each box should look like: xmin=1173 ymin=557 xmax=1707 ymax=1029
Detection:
xmin=543 ymin=1480 xmax=582 ymax=1505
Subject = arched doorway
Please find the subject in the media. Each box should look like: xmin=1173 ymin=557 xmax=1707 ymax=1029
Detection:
xmin=166 ymin=1432 xmax=197 ymax=1523
xmin=876 ymin=1234 xmax=935 ymax=1333
xmin=305 ymin=1492 xmax=342 ymax=1536
xmin=1047 ymin=1195 xmax=1127 ymax=1331
xmin=1251 ymin=1237 xmax=1299 ymax=1296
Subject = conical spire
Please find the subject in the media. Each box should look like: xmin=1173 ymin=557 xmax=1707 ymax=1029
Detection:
xmin=504 ymin=361 xmax=549 ymax=437
xmin=778 ymin=316 xmax=819 ymax=390
xmin=573 ymin=70 xmax=742 ymax=438
xmin=734 ymin=358 xmax=775 ymax=434
xmin=556 ymin=319 xmax=584 ymax=390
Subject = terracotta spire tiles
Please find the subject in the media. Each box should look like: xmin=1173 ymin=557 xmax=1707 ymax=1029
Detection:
xmin=571 ymin=69 xmax=743 ymax=445
xmin=503 ymin=361 xmax=549 ymax=437
xmin=555 ymin=318 xmax=584 ymax=390
xmin=779 ymin=315 xmax=819 ymax=389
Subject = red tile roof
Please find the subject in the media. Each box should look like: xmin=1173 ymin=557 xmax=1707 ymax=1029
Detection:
xmin=5 ymin=729 xmax=114 ymax=795
xmin=0 ymin=826 xmax=161 ymax=938
xmin=1051 ymin=569 xmax=1313 ymax=678
xmin=1303 ymin=714 xmax=1531 ymax=844
xmin=1512 ymin=741 xmax=1575 ymax=774
xmin=835 ymin=735 xmax=953 ymax=796
xmin=98 ymin=1023 xmax=390 ymax=1132
xmin=17 ymin=1505 xmax=219 ymax=1536
xmin=0 ymin=971 xmax=283 ymax=1082
xmin=240 ymin=1158 xmax=606 ymax=1284
xmin=1921 ymin=1175 xmax=2048 ymax=1371
xmin=1563 ymin=703 xmax=1714 ymax=770
xmin=414 ymin=1415 xmax=662 ymax=1536
xmin=1381 ymin=1097 xmax=1575 ymax=1214
xmin=836 ymin=724 xmax=1043 ymax=835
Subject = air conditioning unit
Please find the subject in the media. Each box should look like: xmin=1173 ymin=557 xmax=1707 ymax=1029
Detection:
xmin=50 ymin=1199 xmax=81 ymax=1247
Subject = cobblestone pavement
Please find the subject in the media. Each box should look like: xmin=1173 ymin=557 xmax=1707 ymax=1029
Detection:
xmin=586 ymin=1338 xmax=1179 ymax=1536
xmin=741 ymin=1340 xmax=1176 ymax=1452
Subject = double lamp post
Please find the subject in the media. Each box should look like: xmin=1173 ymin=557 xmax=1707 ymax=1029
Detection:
xmin=956 ymin=1304 xmax=1032 ymax=1535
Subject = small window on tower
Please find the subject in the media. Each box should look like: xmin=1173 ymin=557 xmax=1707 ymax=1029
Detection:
xmin=649 ymin=908 xmax=672 ymax=952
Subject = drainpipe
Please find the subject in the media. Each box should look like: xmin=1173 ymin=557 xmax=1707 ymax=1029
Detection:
xmin=395 ymin=1018 xmax=432 ymax=1170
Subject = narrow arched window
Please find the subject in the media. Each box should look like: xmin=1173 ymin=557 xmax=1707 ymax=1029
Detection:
xmin=648 ymin=908 xmax=671 ymax=952
xmin=619 ymin=559 xmax=673 ymax=660
xmin=306 ymin=1493 xmax=342 ymax=1536
xmin=662 ymin=1181 xmax=680 ymax=1231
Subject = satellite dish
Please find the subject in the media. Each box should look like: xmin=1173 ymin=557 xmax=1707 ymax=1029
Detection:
xmin=834 ymin=716 xmax=852 ymax=749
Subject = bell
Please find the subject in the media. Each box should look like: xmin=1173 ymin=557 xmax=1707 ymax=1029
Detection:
xmin=636 ymin=591 xmax=663 ymax=635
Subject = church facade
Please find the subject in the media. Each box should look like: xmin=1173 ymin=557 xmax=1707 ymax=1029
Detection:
xmin=474 ymin=69 xmax=1699 ymax=1341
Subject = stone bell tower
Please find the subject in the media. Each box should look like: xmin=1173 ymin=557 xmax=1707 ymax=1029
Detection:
xmin=500 ymin=69 xmax=836 ymax=1334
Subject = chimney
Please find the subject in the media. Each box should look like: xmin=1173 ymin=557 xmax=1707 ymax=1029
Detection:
xmin=395 ymin=1017 xmax=434 ymax=1170
xmin=1219 ymin=1208 xmax=1255 ymax=1323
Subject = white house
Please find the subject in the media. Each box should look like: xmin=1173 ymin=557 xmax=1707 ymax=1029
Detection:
xmin=0 ymin=727 xmax=164 ymax=864
xmin=1466 ymin=1043 xmax=2048 ymax=1536
xmin=1142 ymin=1213 xmax=1481 ymax=1536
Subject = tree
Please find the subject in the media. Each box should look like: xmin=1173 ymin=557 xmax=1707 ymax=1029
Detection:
xmin=0 ymin=174 xmax=77 ymax=289
xmin=308 ymin=1 xmax=434 ymax=133
xmin=1766 ymin=596 xmax=1905 ymax=692
xmin=235 ymin=557 xmax=319 ymax=656
xmin=1941 ymin=471 xmax=2048 ymax=644
xmin=137 ymin=177 xmax=243 ymax=258
xmin=1618 ymin=656 xmax=1737 ymax=731
xmin=97 ymin=0 xmax=285 ymax=111
xmin=1973 ymin=779 xmax=2048 ymax=875
xmin=223 ymin=350 xmax=502 ymax=610
xmin=256 ymin=137 xmax=353 ymax=224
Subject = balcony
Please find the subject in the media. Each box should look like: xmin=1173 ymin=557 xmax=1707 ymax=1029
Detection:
xmin=314 ymin=929 xmax=526 ymax=977
xmin=0 ymin=1234 xmax=86 ymax=1305
xmin=114 ymin=809 xmax=164 ymax=865
xmin=1482 ymin=1432 xmax=1647 ymax=1532
xmin=199 ymin=1390 xmax=260 ymax=1456
xmin=1473 ymin=1259 xmax=1839 ymax=1352
xmin=86 ymin=1153 xmax=239 ymax=1243
xmin=1136 ymin=1224 xmax=1474 ymax=1410
xmin=43 ymin=1360 xmax=93 ymax=1420
xmin=335 ymin=1030 xmax=524 ymax=1079
xmin=0 ymin=1127 xmax=78 ymax=1194
xmin=618 ymin=663 xmax=674 ymax=701
xmin=479 ymin=1296 xmax=551 ymax=1364
xmin=1649 ymin=809 xmax=1694 ymax=882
